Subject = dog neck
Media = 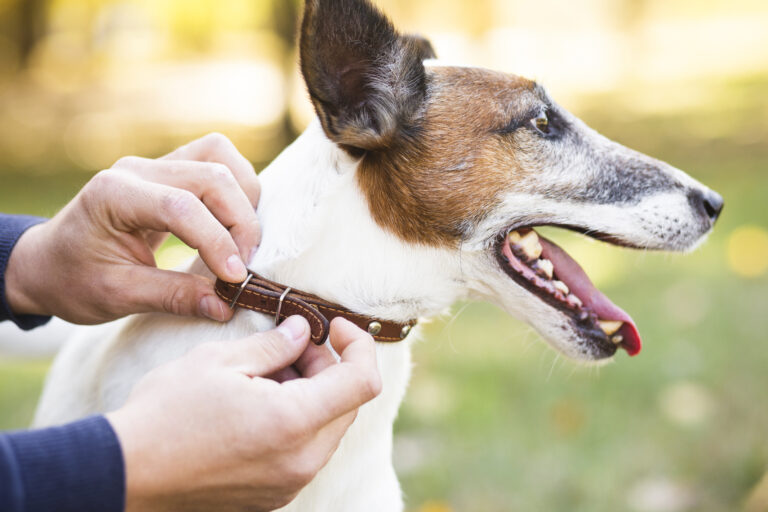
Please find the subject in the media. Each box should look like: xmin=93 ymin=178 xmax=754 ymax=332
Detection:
xmin=248 ymin=120 xmax=466 ymax=323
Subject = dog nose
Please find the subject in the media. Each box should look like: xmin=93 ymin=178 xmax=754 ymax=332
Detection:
xmin=690 ymin=189 xmax=724 ymax=224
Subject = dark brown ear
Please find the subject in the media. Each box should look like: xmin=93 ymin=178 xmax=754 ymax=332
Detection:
xmin=402 ymin=34 xmax=437 ymax=61
xmin=300 ymin=0 xmax=435 ymax=152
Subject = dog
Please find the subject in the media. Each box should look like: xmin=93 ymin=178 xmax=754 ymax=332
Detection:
xmin=33 ymin=0 xmax=723 ymax=509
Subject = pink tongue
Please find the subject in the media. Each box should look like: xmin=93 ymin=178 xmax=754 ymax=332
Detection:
xmin=539 ymin=236 xmax=642 ymax=356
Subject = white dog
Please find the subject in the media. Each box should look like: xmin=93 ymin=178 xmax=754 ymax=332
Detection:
xmin=34 ymin=0 xmax=723 ymax=510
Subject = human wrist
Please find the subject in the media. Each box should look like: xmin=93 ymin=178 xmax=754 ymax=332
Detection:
xmin=5 ymin=223 xmax=49 ymax=317
xmin=106 ymin=408 xmax=167 ymax=512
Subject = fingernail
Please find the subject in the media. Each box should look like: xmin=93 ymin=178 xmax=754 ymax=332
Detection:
xmin=226 ymin=254 xmax=247 ymax=280
xmin=200 ymin=295 xmax=224 ymax=321
xmin=277 ymin=315 xmax=308 ymax=344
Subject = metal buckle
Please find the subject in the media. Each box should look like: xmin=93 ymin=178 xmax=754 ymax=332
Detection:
xmin=275 ymin=287 xmax=292 ymax=326
xmin=228 ymin=273 xmax=254 ymax=310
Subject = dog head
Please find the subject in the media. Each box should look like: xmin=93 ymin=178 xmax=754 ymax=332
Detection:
xmin=298 ymin=0 xmax=723 ymax=360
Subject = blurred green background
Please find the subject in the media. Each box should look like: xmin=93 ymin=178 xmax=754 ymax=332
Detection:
xmin=1 ymin=0 xmax=767 ymax=511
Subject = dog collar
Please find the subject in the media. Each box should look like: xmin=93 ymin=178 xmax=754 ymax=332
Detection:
xmin=215 ymin=271 xmax=417 ymax=345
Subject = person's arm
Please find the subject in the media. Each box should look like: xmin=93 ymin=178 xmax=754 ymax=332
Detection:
xmin=4 ymin=133 xmax=261 ymax=325
xmin=0 ymin=214 xmax=51 ymax=330
xmin=1 ymin=316 xmax=381 ymax=512
xmin=0 ymin=416 xmax=124 ymax=512
xmin=1 ymin=215 xmax=123 ymax=511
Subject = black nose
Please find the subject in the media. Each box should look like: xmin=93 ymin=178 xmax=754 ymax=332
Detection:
xmin=690 ymin=189 xmax=724 ymax=224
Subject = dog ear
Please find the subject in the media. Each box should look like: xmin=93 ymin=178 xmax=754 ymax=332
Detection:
xmin=300 ymin=0 xmax=435 ymax=153
xmin=401 ymin=33 xmax=437 ymax=61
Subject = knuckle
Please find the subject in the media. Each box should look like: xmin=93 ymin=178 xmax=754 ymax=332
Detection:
xmin=81 ymin=170 xmax=122 ymax=209
xmin=207 ymin=163 xmax=236 ymax=185
xmin=88 ymin=169 xmax=120 ymax=192
xmin=112 ymin=155 xmax=141 ymax=170
xmin=161 ymin=189 xmax=197 ymax=218
xmin=202 ymin=132 xmax=232 ymax=150
xmin=356 ymin=370 xmax=383 ymax=402
xmin=286 ymin=455 xmax=320 ymax=487
xmin=161 ymin=284 xmax=195 ymax=316
xmin=208 ymin=226 xmax=234 ymax=253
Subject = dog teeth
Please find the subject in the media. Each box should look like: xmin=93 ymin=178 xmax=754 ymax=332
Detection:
xmin=611 ymin=334 xmax=624 ymax=345
xmin=552 ymin=280 xmax=568 ymax=295
xmin=598 ymin=320 xmax=623 ymax=336
xmin=534 ymin=258 xmax=554 ymax=279
xmin=517 ymin=230 xmax=542 ymax=261
xmin=570 ymin=295 xmax=583 ymax=308
xmin=507 ymin=231 xmax=522 ymax=244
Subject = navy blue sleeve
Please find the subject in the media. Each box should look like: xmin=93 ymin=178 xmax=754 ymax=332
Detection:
xmin=0 ymin=214 xmax=52 ymax=330
xmin=0 ymin=415 xmax=126 ymax=512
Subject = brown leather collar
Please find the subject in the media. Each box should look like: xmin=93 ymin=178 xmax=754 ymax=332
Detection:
xmin=215 ymin=271 xmax=417 ymax=345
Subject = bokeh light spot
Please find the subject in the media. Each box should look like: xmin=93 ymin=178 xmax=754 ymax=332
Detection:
xmin=658 ymin=381 xmax=714 ymax=428
xmin=416 ymin=501 xmax=454 ymax=512
xmin=549 ymin=399 xmax=586 ymax=437
xmin=626 ymin=477 xmax=696 ymax=512
xmin=727 ymin=225 xmax=768 ymax=278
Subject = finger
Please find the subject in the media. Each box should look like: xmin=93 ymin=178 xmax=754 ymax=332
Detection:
xmin=115 ymin=157 xmax=259 ymax=261
xmin=106 ymin=178 xmax=247 ymax=282
xmin=283 ymin=318 xmax=381 ymax=428
xmin=292 ymin=338 xmax=337 ymax=378
xmin=162 ymin=133 xmax=261 ymax=208
xmin=266 ymin=365 xmax=301 ymax=383
xmin=313 ymin=409 xmax=358 ymax=458
xmin=300 ymin=409 xmax=359 ymax=474
xmin=270 ymin=329 xmax=339 ymax=381
xmin=120 ymin=266 xmax=234 ymax=321
xmin=219 ymin=316 xmax=311 ymax=377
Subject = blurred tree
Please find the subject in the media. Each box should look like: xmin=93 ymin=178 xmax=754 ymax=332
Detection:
xmin=12 ymin=0 xmax=49 ymax=67
xmin=271 ymin=0 xmax=299 ymax=48
xmin=269 ymin=0 xmax=302 ymax=141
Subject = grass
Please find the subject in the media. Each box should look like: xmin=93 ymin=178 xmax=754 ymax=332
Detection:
xmin=1 ymin=74 xmax=767 ymax=512
xmin=0 ymin=358 xmax=50 ymax=431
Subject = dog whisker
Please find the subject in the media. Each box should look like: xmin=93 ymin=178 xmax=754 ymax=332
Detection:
xmin=546 ymin=353 xmax=562 ymax=383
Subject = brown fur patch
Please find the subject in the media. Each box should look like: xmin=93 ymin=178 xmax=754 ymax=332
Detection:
xmin=357 ymin=67 xmax=539 ymax=247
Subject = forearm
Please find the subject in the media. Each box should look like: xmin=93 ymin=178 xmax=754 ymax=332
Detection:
xmin=0 ymin=214 xmax=51 ymax=330
xmin=0 ymin=416 xmax=125 ymax=512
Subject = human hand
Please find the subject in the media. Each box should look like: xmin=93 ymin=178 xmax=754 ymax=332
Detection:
xmin=107 ymin=316 xmax=382 ymax=512
xmin=4 ymin=133 xmax=261 ymax=324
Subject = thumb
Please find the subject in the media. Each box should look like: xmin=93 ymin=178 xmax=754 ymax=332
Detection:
xmin=219 ymin=316 xmax=311 ymax=377
xmin=126 ymin=267 xmax=233 ymax=321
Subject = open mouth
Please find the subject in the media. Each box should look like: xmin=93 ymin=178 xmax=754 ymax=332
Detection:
xmin=494 ymin=227 xmax=642 ymax=357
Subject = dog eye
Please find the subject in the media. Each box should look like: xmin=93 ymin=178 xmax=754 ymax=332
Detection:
xmin=530 ymin=113 xmax=550 ymax=135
